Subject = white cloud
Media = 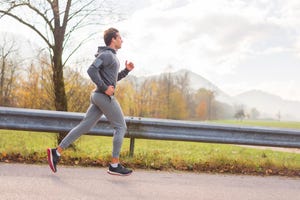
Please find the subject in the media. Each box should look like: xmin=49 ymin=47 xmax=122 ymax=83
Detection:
xmin=115 ymin=1 xmax=250 ymax=74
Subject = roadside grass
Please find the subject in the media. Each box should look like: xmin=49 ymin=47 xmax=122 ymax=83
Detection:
xmin=0 ymin=120 xmax=299 ymax=176
xmin=212 ymin=119 xmax=300 ymax=129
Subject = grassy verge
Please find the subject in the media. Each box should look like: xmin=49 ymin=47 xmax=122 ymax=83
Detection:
xmin=211 ymin=119 xmax=300 ymax=129
xmin=0 ymin=120 xmax=299 ymax=177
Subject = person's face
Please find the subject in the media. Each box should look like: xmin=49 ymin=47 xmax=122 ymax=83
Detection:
xmin=112 ymin=33 xmax=123 ymax=49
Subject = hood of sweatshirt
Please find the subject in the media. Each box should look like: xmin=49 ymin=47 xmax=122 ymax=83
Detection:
xmin=95 ymin=46 xmax=116 ymax=57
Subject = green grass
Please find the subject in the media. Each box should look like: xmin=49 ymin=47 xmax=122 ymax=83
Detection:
xmin=0 ymin=130 xmax=57 ymax=155
xmin=0 ymin=120 xmax=300 ymax=176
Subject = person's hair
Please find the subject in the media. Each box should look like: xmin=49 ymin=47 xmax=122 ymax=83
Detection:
xmin=104 ymin=27 xmax=119 ymax=46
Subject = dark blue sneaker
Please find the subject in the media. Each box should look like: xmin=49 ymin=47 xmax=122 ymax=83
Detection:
xmin=47 ymin=148 xmax=60 ymax=173
xmin=107 ymin=164 xmax=132 ymax=176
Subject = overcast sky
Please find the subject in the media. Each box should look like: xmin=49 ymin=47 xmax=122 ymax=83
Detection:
xmin=1 ymin=0 xmax=300 ymax=101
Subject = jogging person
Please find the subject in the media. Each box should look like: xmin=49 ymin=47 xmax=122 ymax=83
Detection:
xmin=47 ymin=27 xmax=134 ymax=176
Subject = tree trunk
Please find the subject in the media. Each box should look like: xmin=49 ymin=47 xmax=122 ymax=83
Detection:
xmin=52 ymin=47 xmax=68 ymax=144
xmin=52 ymin=52 xmax=67 ymax=111
xmin=51 ymin=0 xmax=71 ymax=144
xmin=0 ymin=58 xmax=5 ymax=105
xmin=52 ymin=16 xmax=69 ymax=142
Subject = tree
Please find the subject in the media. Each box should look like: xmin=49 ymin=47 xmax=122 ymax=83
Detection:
xmin=120 ymin=72 xmax=188 ymax=119
xmin=64 ymin=67 xmax=94 ymax=112
xmin=175 ymin=71 xmax=193 ymax=118
xmin=0 ymin=0 xmax=113 ymax=143
xmin=195 ymin=88 xmax=215 ymax=120
xmin=250 ymin=108 xmax=260 ymax=119
xmin=0 ymin=0 xmax=107 ymax=111
xmin=276 ymin=111 xmax=281 ymax=121
xmin=137 ymin=78 xmax=159 ymax=117
xmin=158 ymin=72 xmax=188 ymax=119
xmin=115 ymin=79 xmax=137 ymax=116
xmin=234 ymin=109 xmax=245 ymax=121
xmin=0 ymin=35 xmax=19 ymax=106
xmin=196 ymin=101 xmax=207 ymax=120
xmin=160 ymin=72 xmax=172 ymax=118
xmin=17 ymin=63 xmax=46 ymax=109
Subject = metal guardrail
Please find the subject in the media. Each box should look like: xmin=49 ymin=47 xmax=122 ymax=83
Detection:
xmin=0 ymin=106 xmax=300 ymax=156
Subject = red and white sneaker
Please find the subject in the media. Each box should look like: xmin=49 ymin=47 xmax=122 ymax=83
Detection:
xmin=47 ymin=148 xmax=60 ymax=173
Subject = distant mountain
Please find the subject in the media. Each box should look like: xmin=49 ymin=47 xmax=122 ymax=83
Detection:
xmin=172 ymin=69 xmax=234 ymax=104
xmin=235 ymin=90 xmax=300 ymax=121
xmin=173 ymin=69 xmax=219 ymax=91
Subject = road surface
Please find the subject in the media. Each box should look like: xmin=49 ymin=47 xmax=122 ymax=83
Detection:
xmin=0 ymin=163 xmax=299 ymax=200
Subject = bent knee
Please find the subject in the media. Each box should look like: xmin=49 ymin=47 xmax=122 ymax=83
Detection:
xmin=115 ymin=124 xmax=127 ymax=135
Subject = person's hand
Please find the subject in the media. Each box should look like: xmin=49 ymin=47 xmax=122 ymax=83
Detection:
xmin=105 ymin=85 xmax=115 ymax=96
xmin=125 ymin=60 xmax=135 ymax=71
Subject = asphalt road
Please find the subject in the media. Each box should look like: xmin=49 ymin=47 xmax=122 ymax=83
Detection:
xmin=0 ymin=163 xmax=299 ymax=200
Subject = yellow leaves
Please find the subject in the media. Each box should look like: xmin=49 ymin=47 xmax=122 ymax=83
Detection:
xmin=1 ymin=151 xmax=7 ymax=157
xmin=265 ymin=169 xmax=273 ymax=175
xmin=6 ymin=60 xmax=218 ymax=121
xmin=116 ymin=76 xmax=190 ymax=120
xmin=14 ymin=62 xmax=54 ymax=109
xmin=196 ymin=101 xmax=207 ymax=120
xmin=65 ymin=68 xmax=94 ymax=112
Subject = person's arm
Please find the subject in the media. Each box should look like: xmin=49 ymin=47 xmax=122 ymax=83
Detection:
xmin=117 ymin=68 xmax=130 ymax=81
xmin=87 ymin=56 xmax=108 ymax=93
xmin=117 ymin=60 xmax=135 ymax=81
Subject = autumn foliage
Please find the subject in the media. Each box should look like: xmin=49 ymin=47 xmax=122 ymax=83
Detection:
xmin=0 ymin=50 xmax=233 ymax=120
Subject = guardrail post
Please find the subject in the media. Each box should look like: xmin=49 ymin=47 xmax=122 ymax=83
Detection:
xmin=129 ymin=137 xmax=135 ymax=157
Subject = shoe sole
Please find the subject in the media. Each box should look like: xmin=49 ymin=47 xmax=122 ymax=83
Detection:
xmin=47 ymin=148 xmax=56 ymax=173
xmin=107 ymin=170 xmax=132 ymax=176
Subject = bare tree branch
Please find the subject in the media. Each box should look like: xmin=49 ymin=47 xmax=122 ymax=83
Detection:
xmin=0 ymin=10 xmax=53 ymax=48
xmin=1 ymin=2 xmax=53 ymax=31
xmin=67 ymin=0 xmax=95 ymax=21
xmin=62 ymin=0 xmax=71 ymax=31
xmin=0 ymin=34 xmax=19 ymax=106
xmin=24 ymin=2 xmax=54 ymax=32
xmin=63 ymin=0 xmax=104 ymax=45
xmin=63 ymin=31 xmax=98 ymax=67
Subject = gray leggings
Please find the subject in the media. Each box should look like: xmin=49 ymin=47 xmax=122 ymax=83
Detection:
xmin=59 ymin=92 xmax=127 ymax=158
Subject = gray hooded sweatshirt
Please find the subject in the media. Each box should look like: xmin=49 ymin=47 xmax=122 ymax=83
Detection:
xmin=87 ymin=46 xmax=129 ymax=93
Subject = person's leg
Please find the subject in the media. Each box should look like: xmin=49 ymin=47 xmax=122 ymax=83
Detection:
xmin=105 ymin=97 xmax=127 ymax=161
xmin=91 ymin=93 xmax=126 ymax=159
xmin=47 ymin=102 xmax=103 ymax=173
xmin=91 ymin=93 xmax=132 ymax=175
xmin=58 ymin=103 xmax=103 ymax=151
